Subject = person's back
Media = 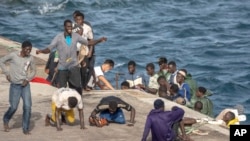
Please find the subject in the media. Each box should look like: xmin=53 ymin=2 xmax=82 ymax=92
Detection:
xmin=142 ymin=99 xmax=185 ymax=141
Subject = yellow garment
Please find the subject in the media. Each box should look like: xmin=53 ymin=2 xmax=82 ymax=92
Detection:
xmin=227 ymin=118 xmax=239 ymax=128
xmin=51 ymin=102 xmax=75 ymax=123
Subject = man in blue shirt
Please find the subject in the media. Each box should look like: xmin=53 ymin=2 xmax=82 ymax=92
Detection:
xmin=141 ymin=99 xmax=188 ymax=141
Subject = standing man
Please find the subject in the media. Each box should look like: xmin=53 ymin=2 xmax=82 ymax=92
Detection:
xmin=141 ymin=99 xmax=189 ymax=141
xmin=36 ymin=19 xmax=106 ymax=95
xmin=74 ymin=12 xmax=96 ymax=89
xmin=0 ymin=41 xmax=36 ymax=135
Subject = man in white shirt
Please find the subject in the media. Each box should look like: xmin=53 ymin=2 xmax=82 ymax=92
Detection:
xmin=87 ymin=59 xmax=115 ymax=90
xmin=45 ymin=88 xmax=86 ymax=131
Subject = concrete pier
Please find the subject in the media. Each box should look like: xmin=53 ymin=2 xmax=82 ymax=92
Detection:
xmin=0 ymin=37 xmax=229 ymax=141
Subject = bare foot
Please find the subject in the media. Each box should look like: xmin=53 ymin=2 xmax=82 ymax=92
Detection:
xmin=23 ymin=131 xmax=31 ymax=135
xmin=4 ymin=123 xmax=10 ymax=132
xmin=45 ymin=114 xmax=51 ymax=126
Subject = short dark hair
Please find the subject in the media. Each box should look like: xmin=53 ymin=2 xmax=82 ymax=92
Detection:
xmin=154 ymin=99 xmax=164 ymax=109
xmin=68 ymin=97 xmax=78 ymax=108
xmin=194 ymin=101 xmax=203 ymax=110
xmin=109 ymin=101 xmax=118 ymax=110
xmin=128 ymin=60 xmax=136 ymax=67
xmin=168 ymin=61 xmax=176 ymax=66
xmin=226 ymin=111 xmax=236 ymax=120
xmin=198 ymin=87 xmax=207 ymax=94
xmin=157 ymin=75 xmax=166 ymax=82
xmin=146 ymin=63 xmax=155 ymax=70
xmin=75 ymin=12 xmax=84 ymax=19
xmin=158 ymin=57 xmax=167 ymax=64
xmin=64 ymin=19 xmax=72 ymax=26
xmin=170 ymin=84 xmax=179 ymax=93
xmin=73 ymin=10 xmax=81 ymax=15
xmin=104 ymin=59 xmax=114 ymax=67
xmin=21 ymin=41 xmax=32 ymax=48
xmin=121 ymin=81 xmax=130 ymax=88
xmin=179 ymin=68 xmax=187 ymax=74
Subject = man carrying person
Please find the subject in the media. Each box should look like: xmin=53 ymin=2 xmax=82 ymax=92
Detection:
xmin=36 ymin=19 xmax=106 ymax=95
xmin=89 ymin=96 xmax=136 ymax=126
xmin=86 ymin=59 xmax=115 ymax=90
xmin=45 ymin=88 xmax=86 ymax=131
xmin=0 ymin=41 xmax=36 ymax=135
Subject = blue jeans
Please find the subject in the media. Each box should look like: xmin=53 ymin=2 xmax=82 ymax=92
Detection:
xmin=3 ymin=83 xmax=32 ymax=132
xmin=100 ymin=108 xmax=125 ymax=124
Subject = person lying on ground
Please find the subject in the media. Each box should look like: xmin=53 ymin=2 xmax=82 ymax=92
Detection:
xmin=89 ymin=96 xmax=136 ymax=127
xmin=45 ymin=88 xmax=86 ymax=131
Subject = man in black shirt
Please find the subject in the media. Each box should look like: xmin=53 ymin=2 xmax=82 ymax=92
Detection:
xmin=89 ymin=96 xmax=136 ymax=126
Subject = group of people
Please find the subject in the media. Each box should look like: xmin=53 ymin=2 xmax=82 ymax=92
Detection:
xmin=0 ymin=9 xmax=246 ymax=141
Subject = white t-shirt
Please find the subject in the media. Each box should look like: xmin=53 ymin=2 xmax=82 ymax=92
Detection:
xmin=87 ymin=66 xmax=104 ymax=88
xmin=52 ymin=88 xmax=83 ymax=110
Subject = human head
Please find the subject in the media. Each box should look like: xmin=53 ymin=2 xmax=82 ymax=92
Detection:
xmin=194 ymin=101 xmax=203 ymax=112
xmin=68 ymin=97 xmax=78 ymax=108
xmin=175 ymin=97 xmax=186 ymax=105
xmin=154 ymin=99 xmax=165 ymax=110
xmin=176 ymin=70 xmax=186 ymax=84
xmin=21 ymin=40 xmax=32 ymax=57
xmin=108 ymin=101 xmax=118 ymax=114
xmin=121 ymin=81 xmax=130 ymax=89
xmin=64 ymin=19 xmax=73 ymax=35
xmin=169 ymin=84 xmax=179 ymax=95
xmin=128 ymin=60 xmax=136 ymax=74
xmin=157 ymin=76 xmax=167 ymax=86
xmin=73 ymin=10 xmax=81 ymax=22
xmin=75 ymin=12 xmax=84 ymax=26
xmin=146 ymin=63 xmax=155 ymax=76
xmin=158 ymin=57 xmax=168 ymax=71
xmin=223 ymin=111 xmax=236 ymax=124
xmin=196 ymin=87 xmax=207 ymax=98
xmin=102 ymin=59 xmax=114 ymax=73
xmin=168 ymin=61 xmax=177 ymax=74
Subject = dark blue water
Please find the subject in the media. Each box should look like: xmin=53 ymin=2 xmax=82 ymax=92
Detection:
xmin=0 ymin=0 xmax=249 ymax=124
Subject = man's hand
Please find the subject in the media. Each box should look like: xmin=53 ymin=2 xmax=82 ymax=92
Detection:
xmin=99 ymin=37 xmax=107 ymax=42
xmin=36 ymin=50 xmax=41 ymax=55
xmin=22 ymin=80 xmax=29 ymax=87
xmin=6 ymin=75 xmax=11 ymax=82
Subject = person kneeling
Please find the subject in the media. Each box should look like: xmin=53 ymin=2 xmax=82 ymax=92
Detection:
xmin=45 ymin=88 xmax=86 ymax=131
xmin=89 ymin=96 xmax=136 ymax=127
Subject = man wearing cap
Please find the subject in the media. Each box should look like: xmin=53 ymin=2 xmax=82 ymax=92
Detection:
xmin=89 ymin=96 xmax=136 ymax=126
xmin=141 ymin=99 xmax=189 ymax=141
xmin=176 ymin=69 xmax=191 ymax=104
xmin=158 ymin=57 xmax=171 ymax=82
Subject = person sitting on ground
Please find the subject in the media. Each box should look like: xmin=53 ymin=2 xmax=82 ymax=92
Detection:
xmin=86 ymin=59 xmax=115 ymax=90
xmin=89 ymin=96 xmax=136 ymax=126
xmin=176 ymin=70 xmax=191 ymax=105
xmin=141 ymin=99 xmax=190 ymax=141
xmin=157 ymin=57 xmax=171 ymax=81
xmin=137 ymin=63 xmax=159 ymax=95
xmin=157 ymin=76 xmax=171 ymax=98
xmin=179 ymin=69 xmax=198 ymax=107
xmin=123 ymin=60 xmax=147 ymax=89
xmin=45 ymin=88 xmax=86 ymax=131
xmin=121 ymin=81 xmax=130 ymax=89
xmin=195 ymin=87 xmax=213 ymax=117
xmin=168 ymin=61 xmax=179 ymax=85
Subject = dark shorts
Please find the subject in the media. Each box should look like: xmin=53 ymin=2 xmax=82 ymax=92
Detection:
xmin=57 ymin=66 xmax=81 ymax=89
